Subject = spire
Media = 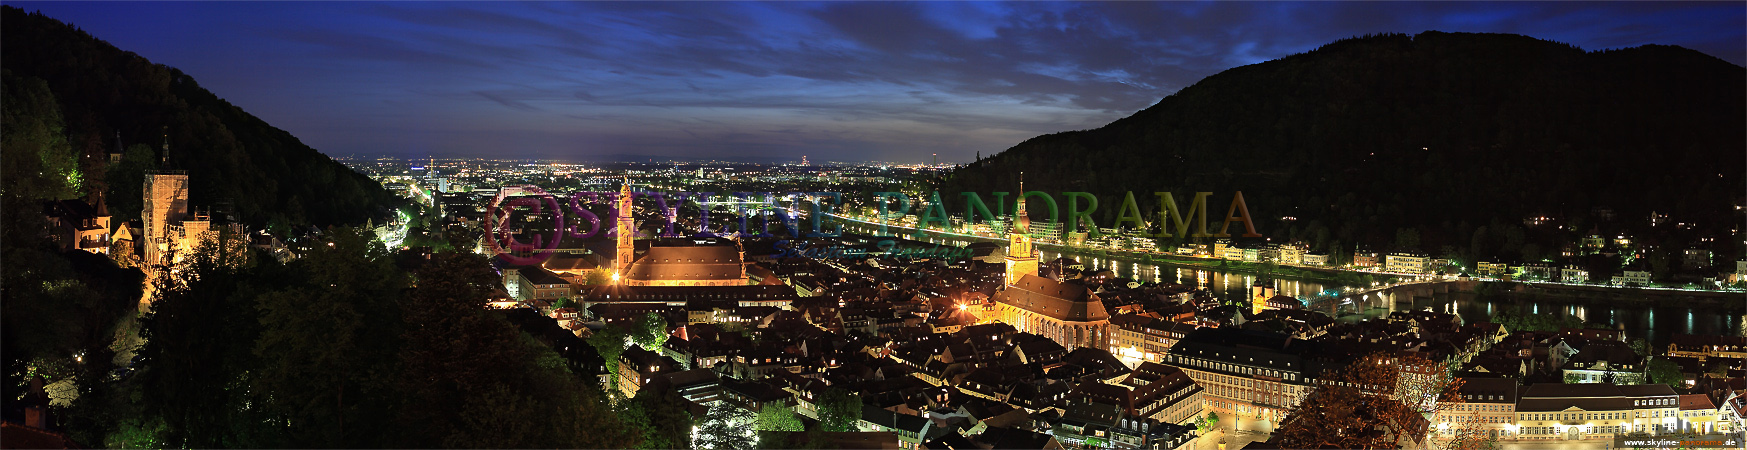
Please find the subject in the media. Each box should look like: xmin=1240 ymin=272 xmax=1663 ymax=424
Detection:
xmin=1014 ymin=172 xmax=1029 ymax=232
xmin=93 ymin=190 xmax=109 ymax=216
xmin=614 ymin=173 xmax=636 ymax=284
xmin=159 ymin=126 xmax=170 ymax=169
xmin=1005 ymin=171 xmax=1037 ymax=287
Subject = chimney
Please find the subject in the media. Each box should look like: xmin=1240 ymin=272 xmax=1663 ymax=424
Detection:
xmin=25 ymin=375 xmax=46 ymax=428
xmin=24 ymin=407 xmax=43 ymax=429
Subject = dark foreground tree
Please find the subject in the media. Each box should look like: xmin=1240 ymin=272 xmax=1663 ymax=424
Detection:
xmin=397 ymin=251 xmax=637 ymax=448
xmin=816 ymin=387 xmax=864 ymax=433
xmin=1276 ymin=352 xmax=1462 ymax=449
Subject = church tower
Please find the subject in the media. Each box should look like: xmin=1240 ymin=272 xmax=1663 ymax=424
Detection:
xmin=614 ymin=177 xmax=635 ymax=283
xmin=1005 ymin=175 xmax=1038 ymax=286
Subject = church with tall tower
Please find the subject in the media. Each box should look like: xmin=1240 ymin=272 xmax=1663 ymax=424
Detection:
xmin=990 ymin=177 xmax=1111 ymax=351
xmin=608 ymin=178 xmax=746 ymax=287
xmin=1004 ymin=178 xmax=1038 ymax=286
xmin=614 ymin=177 xmax=635 ymax=283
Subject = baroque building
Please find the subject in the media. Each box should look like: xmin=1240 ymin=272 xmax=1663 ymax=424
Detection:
xmin=992 ymin=274 xmax=1110 ymax=351
xmin=991 ymin=179 xmax=1109 ymax=351
xmin=611 ymin=178 xmax=748 ymax=287
xmin=614 ymin=178 xmax=635 ymax=282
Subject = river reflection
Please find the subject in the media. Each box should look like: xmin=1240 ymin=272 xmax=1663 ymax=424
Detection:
xmin=1415 ymin=292 xmax=1746 ymax=345
xmin=911 ymin=231 xmax=1341 ymax=305
xmin=1034 ymin=249 xmax=1335 ymax=309
xmin=868 ymin=223 xmax=1746 ymax=343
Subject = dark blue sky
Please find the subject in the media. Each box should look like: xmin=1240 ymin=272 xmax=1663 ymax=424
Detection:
xmin=9 ymin=2 xmax=1743 ymax=163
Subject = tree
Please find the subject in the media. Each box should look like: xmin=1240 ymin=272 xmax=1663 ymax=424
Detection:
xmin=132 ymin=227 xmax=282 ymax=447
xmin=394 ymin=250 xmax=635 ymax=448
xmin=754 ymin=404 xmax=805 ymax=433
xmin=1564 ymin=372 xmax=1584 ymax=384
xmin=1276 ymin=352 xmax=1462 ymax=449
xmin=622 ymin=386 xmax=693 ymax=450
xmin=1521 ymin=243 xmax=1543 ymax=264
xmin=632 ymin=312 xmax=669 ymax=351
xmin=1 ymin=70 xmax=82 ymax=203
xmin=1628 ymin=338 xmax=1649 ymax=359
xmin=251 ymin=227 xmax=405 ymax=446
xmin=816 ymin=387 xmax=863 ymax=433
xmin=104 ymin=144 xmax=154 ymax=223
xmin=1393 ymin=228 xmax=1421 ymax=253
xmin=696 ymin=403 xmax=756 ymax=450
xmin=1444 ymin=426 xmax=1501 ymax=450
xmin=1195 ymin=412 xmax=1220 ymax=434
xmin=588 ymin=325 xmax=629 ymax=391
xmin=1646 ymin=359 xmax=1684 ymax=389
xmin=584 ymin=268 xmax=612 ymax=285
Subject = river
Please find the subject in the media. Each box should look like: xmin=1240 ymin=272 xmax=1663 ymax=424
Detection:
xmin=842 ymin=217 xmax=1746 ymax=344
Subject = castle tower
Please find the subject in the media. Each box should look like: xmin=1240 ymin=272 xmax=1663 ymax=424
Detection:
xmin=614 ymin=177 xmax=635 ymax=283
xmin=1005 ymin=175 xmax=1038 ymax=286
xmin=143 ymin=129 xmax=188 ymax=266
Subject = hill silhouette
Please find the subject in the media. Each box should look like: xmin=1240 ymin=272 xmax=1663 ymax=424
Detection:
xmin=941 ymin=31 xmax=1745 ymax=260
xmin=2 ymin=6 xmax=401 ymax=230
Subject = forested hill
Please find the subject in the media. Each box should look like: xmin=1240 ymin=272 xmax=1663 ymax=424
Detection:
xmin=941 ymin=31 xmax=1745 ymax=257
xmin=2 ymin=6 xmax=400 ymax=229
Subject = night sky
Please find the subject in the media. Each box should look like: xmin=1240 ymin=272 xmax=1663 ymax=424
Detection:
xmin=9 ymin=1 xmax=1744 ymax=164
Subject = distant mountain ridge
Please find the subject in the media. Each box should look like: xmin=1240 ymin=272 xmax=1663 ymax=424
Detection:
xmin=941 ymin=31 xmax=1744 ymax=256
xmin=2 ymin=6 xmax=401 ymax=229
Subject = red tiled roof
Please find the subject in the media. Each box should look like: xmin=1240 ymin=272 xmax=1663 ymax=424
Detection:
xmin=626 ymin=244 xmax=744 ymax=281
xmin=1680 ymin=394 xmax=1716 ymax=410
xmin=993 ymin=274 xmax=1107 ymax=322
xmin=0 ymin=422 xmax=83 ymax=449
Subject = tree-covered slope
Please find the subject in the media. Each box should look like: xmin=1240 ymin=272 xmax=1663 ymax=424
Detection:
xmin=942 ymin=31 xmax=1745 ymax=259
xmin=2 ymin=6 xmax=400 ymax=229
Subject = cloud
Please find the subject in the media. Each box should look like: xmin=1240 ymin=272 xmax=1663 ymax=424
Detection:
xmin=15 ymin=1 xmax=1739 ymax=162
xmin=475 ymin=91 xmax=541 ymax=112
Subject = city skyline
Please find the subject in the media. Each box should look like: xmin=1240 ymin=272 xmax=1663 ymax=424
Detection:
xmin=9 ymin=1 xmax=1744 ymax=163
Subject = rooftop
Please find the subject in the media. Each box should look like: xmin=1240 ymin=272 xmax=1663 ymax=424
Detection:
xmin=993 ymin=274 xmax=1107 ymax=322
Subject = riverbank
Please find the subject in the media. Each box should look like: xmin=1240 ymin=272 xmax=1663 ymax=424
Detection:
xmin=1492 ymin=281 xmax=1746 ymax=312
xmin=827 ymin=215 xmax=1735 ymax=306
xmin=1042 ymin=244 xmax=1387 ymax=286
xmin=831 ymin=215 xmax=1378 ymax=287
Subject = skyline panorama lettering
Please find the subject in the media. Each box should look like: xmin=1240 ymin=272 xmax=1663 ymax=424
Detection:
xmin=484 ymin=186 xmax=1260 ymax=264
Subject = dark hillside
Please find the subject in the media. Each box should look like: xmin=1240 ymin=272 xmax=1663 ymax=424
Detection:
xmin=2 ymin=6 xmax=400 ymax=229
xmin=942 ymin=31 xmax=1745 ymax=261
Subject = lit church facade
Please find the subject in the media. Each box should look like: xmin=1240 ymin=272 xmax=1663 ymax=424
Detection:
xmin=612 ymin=179 xmax=748 ymax=287
xmin=989 ymin=183 xmax=1110 ymax=351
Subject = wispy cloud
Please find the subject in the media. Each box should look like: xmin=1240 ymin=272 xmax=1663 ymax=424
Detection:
xmin=9 ymin=1 xmax=1742 ymax=162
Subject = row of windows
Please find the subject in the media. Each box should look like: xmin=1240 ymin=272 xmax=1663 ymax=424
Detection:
xmin=1441 ymin=415 xmax=1511 ymax=424
xmin=1521 ymin=425 xmax=1634 ymax=435
xmin=597 ymin=292 xmax=782 ymax=300
xmin=1174 ymin=356 xmax=1299 ymax=381
xmin=1521 ymin=410 xmax=1685 ymax=421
